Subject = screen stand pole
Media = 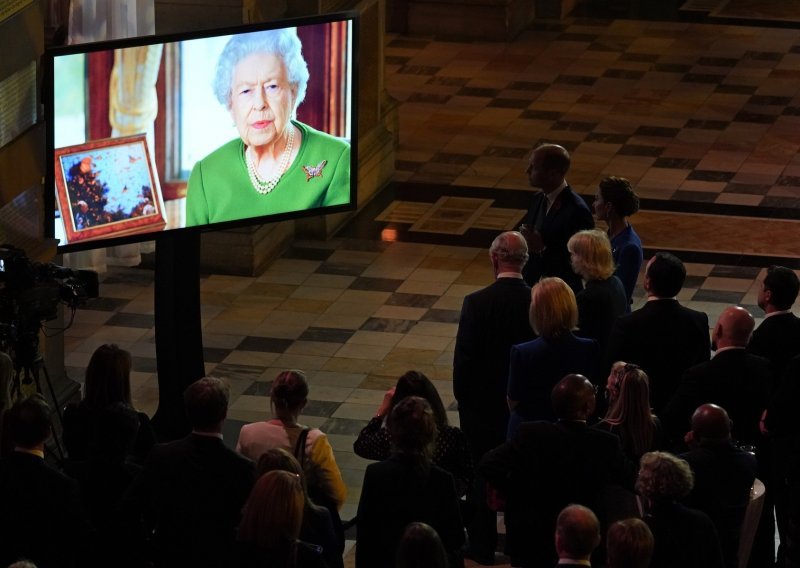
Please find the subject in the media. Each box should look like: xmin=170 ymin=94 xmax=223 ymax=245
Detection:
xmin=150 ymin=231 xmax=205 ymax=441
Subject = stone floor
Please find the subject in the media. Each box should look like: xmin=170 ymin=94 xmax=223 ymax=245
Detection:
xmin=61 ymin=12 xmax=800 ymax=568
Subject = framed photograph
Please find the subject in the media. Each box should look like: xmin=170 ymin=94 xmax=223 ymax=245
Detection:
xmin=54 ymin=134 xmax=166 ymax=245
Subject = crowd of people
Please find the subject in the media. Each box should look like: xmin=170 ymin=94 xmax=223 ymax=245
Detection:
xmin=0 ymin=142 xmax=798 ymax=568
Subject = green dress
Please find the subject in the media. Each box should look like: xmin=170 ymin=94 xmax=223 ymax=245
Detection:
xmin=185 ymin=120 xmax=350 ymax=227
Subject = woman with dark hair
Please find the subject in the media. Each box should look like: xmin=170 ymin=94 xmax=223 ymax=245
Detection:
xmin=592 ymin=176 xmax=643 ymax=308
xmin=236 ymin=470 xmax=324 ymax=568
xmin=257 ymin=449 xmax=344 ymax=568
xmin=62 ymin=343 xmax=155 ymax=463
xmin=356 ymin=397 xmax=464 ymax=568
xmin=594 ymin=364 xmax=664 ymax=463
xmin=354 ymin=370 xmax=472 ymax=496
xmin=236 ymin=369 xmax=346 ymax=513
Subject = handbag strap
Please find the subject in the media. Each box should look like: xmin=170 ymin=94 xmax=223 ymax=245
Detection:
xmin=293 ymin=427 xmax=311 ymax=466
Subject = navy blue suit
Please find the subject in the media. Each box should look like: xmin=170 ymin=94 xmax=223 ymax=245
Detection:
xmin=522 ymin=185 xmax=594 ymax=292
xmin=607 ymin=298 xmax=710 ymax=415
xmin=506 ymin=333 xmax=599 ymax=438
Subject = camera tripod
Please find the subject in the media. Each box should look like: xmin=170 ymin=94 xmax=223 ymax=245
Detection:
xmin=11 ymin=342 xmax=66 ymax=462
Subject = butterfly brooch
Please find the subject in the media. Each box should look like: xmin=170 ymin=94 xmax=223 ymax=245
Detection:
xmin=302 ymin=160 xmax=328 ymax=182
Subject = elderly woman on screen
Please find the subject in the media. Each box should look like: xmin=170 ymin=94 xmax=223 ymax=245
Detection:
xmin=186 ymin=29 xmax=350 ymax=226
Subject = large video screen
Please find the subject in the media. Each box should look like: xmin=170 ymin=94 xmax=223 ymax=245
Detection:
xmin=45 ymin=13 xmax=358 ymax=252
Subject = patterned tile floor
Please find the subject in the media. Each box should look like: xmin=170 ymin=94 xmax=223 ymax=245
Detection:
xmin=61 ymin=13 xmax=800 ymax=567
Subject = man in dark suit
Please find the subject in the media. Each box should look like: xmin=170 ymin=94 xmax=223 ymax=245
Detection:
xmin=480 ymin=374 xmax=634 ymax=568
xmin=520 ymin=143 xmax=594 ymax=292
xmin=748 ymin=267 xmax=800 ymax=568
xmin=0 ymin=395 xmax=93 ymax=568
xmin=606 ymin=251 xmax=710 ymax=415
xmin=124 ymin=377 xmax=255 ymax=568
xmin=748 ymin=265 xmax=800 ymax=380
xmin=453 ymin=230 xmax=535 ymax=564
xmin=554 ymin=505 xmax=602 ymax=568
xmin=664 ymin=306 xmax=772 ymax=446
xmin=680 ymin=404 xmax=757 ymax=568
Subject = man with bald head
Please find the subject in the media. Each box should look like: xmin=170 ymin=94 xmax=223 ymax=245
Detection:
xmin=454 ymin=230 xmax=535 ymax=564
xmin=480 ymin=374 xmax=633 ymax=568
xmin=520 ymin=143 xmax=594 ymax=292
xmin=680 ymin=404 xmax=757 ymax=568
xmin=664 ymin=306 xmax=772 ymax=447
xmin=555 ymin=504 xmax=601 ymax=567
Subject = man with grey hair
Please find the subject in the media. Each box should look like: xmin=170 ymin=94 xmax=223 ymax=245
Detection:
xmin=454 ymin=230 xmax=535 ymax=564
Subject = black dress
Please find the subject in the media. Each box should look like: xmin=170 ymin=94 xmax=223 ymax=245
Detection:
xmin=353 ymin=419 xmax=473 ymax=497
xmin=63 ymin=400 xmax=156 ymax=463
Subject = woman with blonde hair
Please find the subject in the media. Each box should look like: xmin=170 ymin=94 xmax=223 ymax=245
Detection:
xmin=256 ymin=449 xmax=343 ymax=568
xmin=594 ymin=364 xmax=663 ymax=462
xmin=506 ymin=277 xmax=599 ymax=437
xmin=568 ymin=229 xmax=627 ymax=353
xmin=236 ymin=470 xmax=325 ymax=567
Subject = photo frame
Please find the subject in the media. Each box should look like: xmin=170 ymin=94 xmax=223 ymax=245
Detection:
xmin=54 ymin=134 xmax=166 ymax=245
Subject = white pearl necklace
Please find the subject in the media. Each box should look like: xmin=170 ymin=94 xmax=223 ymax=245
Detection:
xmin=246 ymin=125 xmax=295 ymax=195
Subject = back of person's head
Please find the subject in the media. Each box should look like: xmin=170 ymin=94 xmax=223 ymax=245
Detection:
xmin=598 ymin=176 xmax=640 ymax=217
xmin=530 ymin=277 xmax=578 ymax=339
xmin=535 ymin=143 xmax=571 ymax=176
xmin=388 ymin=396 xmax=437 ymax=458
xmin=690 ymin=403 xmax=732 ymax=443
xmin=395 ymin=522 xmax=448 ymax=568
xmin=84 ymin=343 xmax=132 ymax=410
xmin=94 ymin=402 xmax=140 ymax=459
xmin=606 ymin=518 xmax=654 ymax=568
xmin=256 ymin=447 xmax=304 ymax=478
xmin=714 ymin=305 xmax=754 ymax=347
xmin=645 ymin=252 xmax=686 ymax=298
xmin=239 ymin=470 xmax=305 ymax=550
xmin=763 ymin=265 xmax=800 ymax=310
xmin=6 ymin=395 xmax=51 ymax=448
xmin=391 ymin=371 xmax=448 ymax=428
xmin=551 ymin=374 xmax=595 ymax=421
xmin=604 ymin=365 xmax=654 ymax=457
xmin=635 ymin=451 xmax=694 ymax=503
xmin=270 ymin=370 xmax=309 ymax=414
xmin=8 ymin=560 xmax=38 ymax=568
xmin=555 ymin=504 xmax=601 ymax=560
xmin=184 ymin=377 xmax=229 ymax=431
xmin=489 ymin=231 xmax=529 ymax=271
xmin=567 ymin=229 xmax=615 ymax=281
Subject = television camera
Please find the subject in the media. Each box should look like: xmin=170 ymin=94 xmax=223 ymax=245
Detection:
xmin=0 ymin=245 xmax=99 ymax=398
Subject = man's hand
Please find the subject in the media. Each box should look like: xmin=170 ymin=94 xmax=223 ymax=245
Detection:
xmin=519 ymin=224 xmax=544 ymax=253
